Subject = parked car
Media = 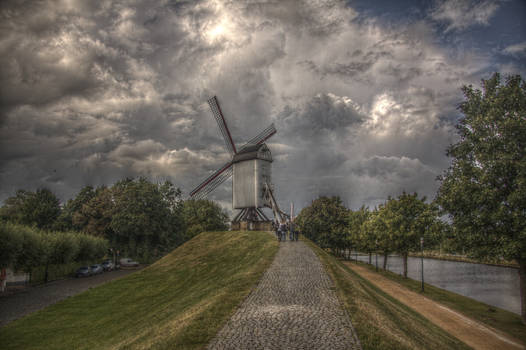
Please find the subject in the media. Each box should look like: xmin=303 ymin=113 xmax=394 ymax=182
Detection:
xmin=119 ymin=258 xmax=139 ymax=267
xmin=75 ymin=266 xmax=91 ymax=278
xmin=90 ymin=264 xmax=103 ymax=274
xmin=101 ymin=260 xmax=114 ymax=271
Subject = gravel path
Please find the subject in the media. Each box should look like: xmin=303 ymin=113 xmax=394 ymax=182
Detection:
xmin=0 ymin=268 xmax=140 ymax=327
xmin=208 ymin=240 xmax=361 ymax=350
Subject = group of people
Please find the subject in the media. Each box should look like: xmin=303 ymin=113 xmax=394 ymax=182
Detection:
xmin=273 ymin=220 xmax=298 ymax=242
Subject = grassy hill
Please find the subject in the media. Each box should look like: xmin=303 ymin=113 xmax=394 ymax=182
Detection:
xmin=0 ymin=231 xmax=278 ymax=350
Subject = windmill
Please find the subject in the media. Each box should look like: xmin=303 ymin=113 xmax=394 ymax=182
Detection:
xmin=189 ymin=96 xmax=288 ymax=230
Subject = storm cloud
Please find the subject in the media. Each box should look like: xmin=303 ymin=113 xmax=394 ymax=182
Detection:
xmin=0 ymin=0 xmax=523 ymax=214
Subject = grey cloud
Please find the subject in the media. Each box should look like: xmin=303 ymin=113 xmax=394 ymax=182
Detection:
xmin=0 ymin=0 xmax=504 ymax=215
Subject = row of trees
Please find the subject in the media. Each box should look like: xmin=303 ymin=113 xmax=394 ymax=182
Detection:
xmin=0 ymin=222 xmax=107 ymax=282
xmin=0 ymin=177 xmax=229 ymax=261
xmin=296 ymin=193 xmax=440 ymax=278
xmin=298 ymin=73 xmax=526 ymax=323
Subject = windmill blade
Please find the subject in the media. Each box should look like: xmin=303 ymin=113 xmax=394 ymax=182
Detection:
xmin=208 ymin=96 xmax=237 ymax=156
xmin=194 ymin=166 xmax=233 ymax=200
xmin=240 ymin=123 xmax=276 ymax=150
xmin=190 ymin=161 xmax=233 ymax=199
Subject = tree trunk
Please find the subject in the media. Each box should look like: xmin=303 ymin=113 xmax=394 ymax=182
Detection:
xmin=403 ymin=252 xmax=408 ymax=278
xmin=519 ymin=259 xmax=526 ymax=325
xmin=383 ymin=253 xmax=388 ymax=270
xmin=368 ymin=252 xmax=372 ymax=264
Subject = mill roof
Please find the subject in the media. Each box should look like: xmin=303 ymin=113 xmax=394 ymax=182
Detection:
xmin=232 ymin=143 xmax=272 ymax=163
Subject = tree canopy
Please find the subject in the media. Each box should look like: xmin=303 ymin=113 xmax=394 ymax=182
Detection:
xmin=437 ymin=73 xmax=526 ymax=262
xmin=437 ymin=73 xmax=526 ymax=322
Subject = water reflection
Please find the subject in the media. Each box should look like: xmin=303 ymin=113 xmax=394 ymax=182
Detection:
xmin=351 ymin=253 xmax=520 ymax=314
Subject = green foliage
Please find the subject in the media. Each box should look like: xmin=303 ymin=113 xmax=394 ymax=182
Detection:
xmin=437 ymin=73 xmax=526 ymax=262
xmin=347 ymin=206 xmax=371 ymax=252
xmin=382 ymin=193 xmax=438 ymax=253
xmin=74 ymin=186 xmax=114 ymax=238
xmin=182 ymin=199 xmax=229 ymax=239
xmin=0 ymin=189 xmax=60 ymax=230
xmin=1 ymin=177 xmax=228 ymax=264
xmin=295 ymin=196 xmax=348 ymax=251
xmin=0 ymin=222 xmax=107 ymax=274
xmin=0 ymin=222 xmax=24 ymax=268
xmin=53 ymin=186 xmax=96 ymax=231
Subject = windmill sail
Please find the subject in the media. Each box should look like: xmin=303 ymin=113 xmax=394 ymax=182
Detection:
xmin=189 ymin=161 xmax=233 ymax=199
xmin=208 ymin=96 xmax=237 ymax=156
xmin=194 ymin=166 xmax=233 ymax=200
xmin=240 ymin=123 xmax=276 ymax=150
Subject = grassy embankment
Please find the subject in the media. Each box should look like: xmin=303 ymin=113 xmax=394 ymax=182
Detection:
xmin=305 ymin=239 xmax=471 ymax=350
xmin=348 ymin=259 xmax=526 ymax=345
xmin=0 ymin=230 xmax=278 ymax=350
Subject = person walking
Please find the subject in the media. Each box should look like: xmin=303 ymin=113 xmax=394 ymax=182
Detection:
xmin=273 ymin=220 xmax=280 ymax=241
xmin=290 ymin=221 xmax=298 ymax=241
xmin=279 ymin=221 xmax=287 ymax=242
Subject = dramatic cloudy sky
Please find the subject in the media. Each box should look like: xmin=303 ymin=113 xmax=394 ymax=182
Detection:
xmin=1 ymin=0 xmax=525 ymax=215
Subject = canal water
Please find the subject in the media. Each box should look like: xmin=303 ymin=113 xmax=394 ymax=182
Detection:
xmin=351 ymin=253 xmax=520 ymax=314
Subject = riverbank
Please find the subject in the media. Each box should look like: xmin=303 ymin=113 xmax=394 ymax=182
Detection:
xmin=349 ymin=250 xmax=518 ymax=268
xmin=409 ymin=252 xmax=519 ymax=269
xmin=347 ymin=259 xmax=526 ymax=346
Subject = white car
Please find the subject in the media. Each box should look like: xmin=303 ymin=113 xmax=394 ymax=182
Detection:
xmin=119 ymin=258 xmax=139 ymax=267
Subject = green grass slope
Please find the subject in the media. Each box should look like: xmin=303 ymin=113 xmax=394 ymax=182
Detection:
xmin=305 ymin=240 xmax=471 ymax=350
xmin=1 ymin=231 xmax=278 ymax=350
xmin=353 ymin=260 xmax=526 ymax=345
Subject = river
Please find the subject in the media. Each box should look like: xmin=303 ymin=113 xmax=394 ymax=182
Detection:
xmin=350 ymin=252 xmax=520 ymax=314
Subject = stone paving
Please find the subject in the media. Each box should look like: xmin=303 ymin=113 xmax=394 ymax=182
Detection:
xmin=207 ymin=239 xmax=361 ymax=350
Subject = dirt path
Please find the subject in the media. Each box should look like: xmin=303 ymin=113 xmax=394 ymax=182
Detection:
xmin=345 ymin=262 xmax=524 ymax=350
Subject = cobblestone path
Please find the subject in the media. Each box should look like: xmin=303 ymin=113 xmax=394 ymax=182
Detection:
xmin=208 ymin=240 xmax=361 ymax=350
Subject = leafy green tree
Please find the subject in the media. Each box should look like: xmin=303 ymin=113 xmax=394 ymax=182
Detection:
xmin=295 ymin=196 xmax=348 ymax=252
xmin=0 ymin=188 xmax=60 ymax=230
xmin=347 ymin=206 xmax=370 ymax=260
xmin=0 ymin=222 xmax=23 ymax=268
xmin=382 ymin=192 xmax=438 ymax=278
xmin=355 ymin=207 xmax=375 ymax=263
xmin=182 ymin=199 xmax=229 ymax=239
xmin=110 ymin=178 xmax=184 ymax=259
xmin=0 ymin=190 xmax=31 ymax=224
xmin=53 ymin=186 xmax=96 ymax=231
xmin=13 ymin=225 xmax=45 ymax=275
xmin=75 ymin=187 xmax=114 ymax=238
xmin=24 ymin=189 xmax=61 ymax=230
xmin=437 ymin=73 xmax=526 ymax=323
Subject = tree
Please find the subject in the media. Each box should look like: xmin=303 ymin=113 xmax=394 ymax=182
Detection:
xmin=369 ymin=205 xmax=391 ymax=270
xmin=110 ymin=178 xmax=185 ymax=259
xmin=436 ymin=73 xmax=526 ymax=323
xmin=182 ymin=199 xmax=229 ymax=239
xmin=347 ymin=206 xmax=370 ymax=261
xmin=75 ymin=187 xmax=114 ymax=238
xmin=382 ymin=192 xmax=438 ymax=278
xmin=53 ymin=186 xmax=96 ymax=231
xmin=295 ymin=196 xmax=348 ymax=252
xmin=355 ymin=207 xmax=375 ymax=263
xmin=0 ymin=188 xmax=60 ymax=230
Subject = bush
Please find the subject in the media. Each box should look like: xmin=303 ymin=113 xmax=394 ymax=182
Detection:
xmin=0 ymin=222 xmax=109 ymax=282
